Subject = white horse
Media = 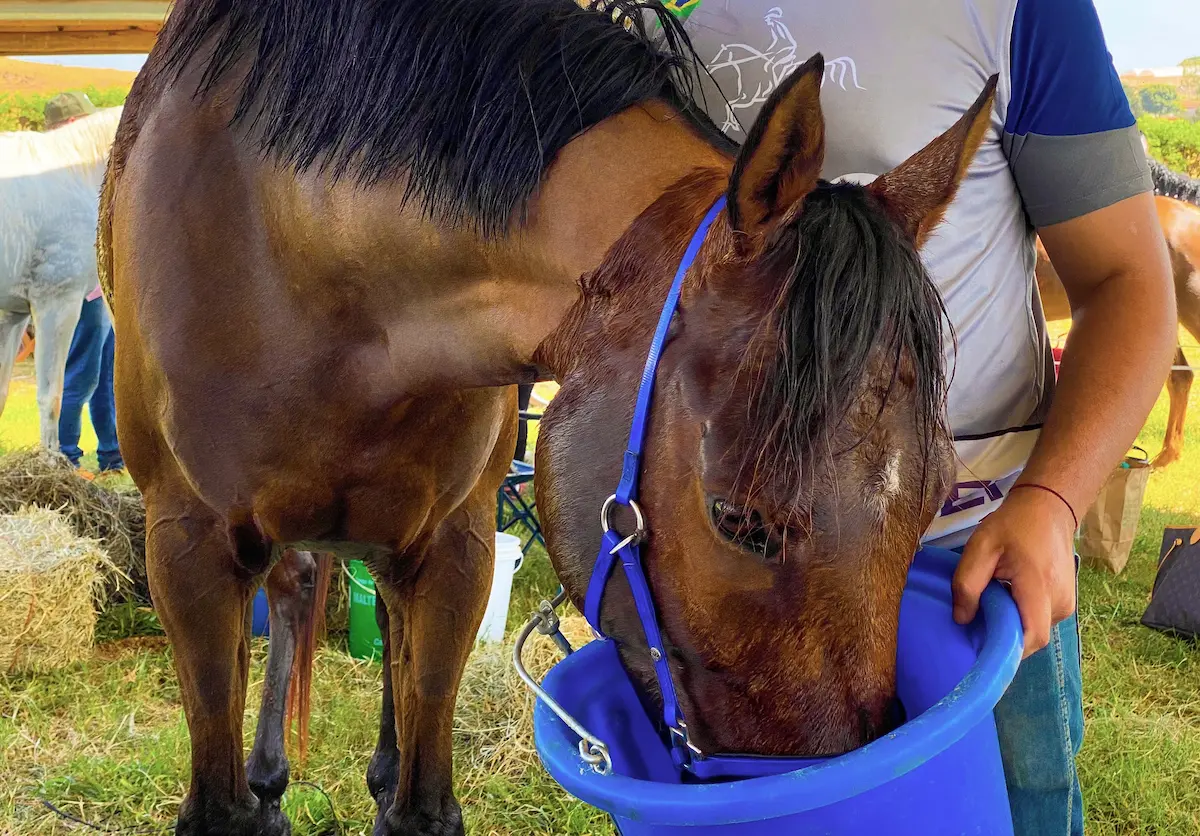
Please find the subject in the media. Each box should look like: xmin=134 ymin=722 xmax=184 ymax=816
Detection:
xmin=0 ymin=106 xmax=122 ymax=451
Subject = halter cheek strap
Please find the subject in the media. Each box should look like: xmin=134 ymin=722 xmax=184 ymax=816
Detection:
xmin=581 ymin=195 xmax=827 ymax=780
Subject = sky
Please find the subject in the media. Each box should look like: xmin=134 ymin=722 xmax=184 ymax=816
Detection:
xmin=1092 ymin=0 xmax=1199 ymax=70
xmin=10 ymin=0 xmax=1200 ymax=75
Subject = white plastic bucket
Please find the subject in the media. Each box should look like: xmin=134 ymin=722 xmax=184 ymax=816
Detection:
xmin=477 ymin=532 xmax=524 ymax=643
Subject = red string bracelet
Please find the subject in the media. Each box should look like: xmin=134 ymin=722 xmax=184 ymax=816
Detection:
xmin=1010 ymin=483 xmax=1078 ymax=530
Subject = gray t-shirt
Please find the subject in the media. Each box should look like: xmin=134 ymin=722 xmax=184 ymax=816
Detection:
xmin=682 ymin=0 xmax=1151 ymax=545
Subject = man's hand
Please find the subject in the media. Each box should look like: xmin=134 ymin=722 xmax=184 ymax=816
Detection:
xmin=953 ymin=487 xmax=1077 ymax=657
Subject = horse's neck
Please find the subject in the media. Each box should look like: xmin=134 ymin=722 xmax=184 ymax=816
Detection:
xmin=532 ymin=167 xmax=730 ymax=380
xmin=513 ymin=104 xmax=731 ymax=378
xmin=262 ymin=103 xmax=729 ymax=391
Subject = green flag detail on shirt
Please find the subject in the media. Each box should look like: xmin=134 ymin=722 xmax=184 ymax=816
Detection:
xmin=663 ymin=0 xmax=700 ymax=21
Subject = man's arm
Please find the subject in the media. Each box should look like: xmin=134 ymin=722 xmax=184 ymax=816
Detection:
xmin=950 ymin=0 xmax=1176 ymax=656
xmin=953 ymin=193 xmax=1175 ymax=656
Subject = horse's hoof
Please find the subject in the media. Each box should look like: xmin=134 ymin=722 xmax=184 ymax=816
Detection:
xmin=378 ymin=796 xmax=464 ymax=836
xmin=176 ymin=796 xmax=287 ymax=836
xmin=372 ymin=789 xmax=396 ymax=836
xmin=257 ymin=797 xmax=293 ymax=836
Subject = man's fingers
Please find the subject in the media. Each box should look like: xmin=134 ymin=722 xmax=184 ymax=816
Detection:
xmin=952 ymin=534 xmax=1000 ymax=625
xmin=1009 ymin=569 xmax=1053 ymax=659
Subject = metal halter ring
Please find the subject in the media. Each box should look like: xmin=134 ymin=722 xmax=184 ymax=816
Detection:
xmin=600 ymin=494 xmax=647 ymax=555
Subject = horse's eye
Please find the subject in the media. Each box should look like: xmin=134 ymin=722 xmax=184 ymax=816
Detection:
xmin=710 ymin=499 xmax=778 ymax=559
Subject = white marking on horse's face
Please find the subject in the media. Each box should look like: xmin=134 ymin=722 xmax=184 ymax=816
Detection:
xmin=866 ymin=449 xmax=903 ymax=521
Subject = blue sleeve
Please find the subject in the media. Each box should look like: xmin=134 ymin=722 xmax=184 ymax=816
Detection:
xmin=1001 ymin=0 xmax=1150 ymax=226
xmin=1004 ymin=0 xmax=1135 ymax=138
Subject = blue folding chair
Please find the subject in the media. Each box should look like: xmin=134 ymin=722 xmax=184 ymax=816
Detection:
xmin=497 ymin=407 xmax=544 ymax=554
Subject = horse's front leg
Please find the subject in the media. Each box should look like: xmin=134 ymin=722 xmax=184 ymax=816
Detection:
xmin=373 ymin=500 xmax=494 ymax=836
xmin=146 ymin=491 xmax=289 ymax=836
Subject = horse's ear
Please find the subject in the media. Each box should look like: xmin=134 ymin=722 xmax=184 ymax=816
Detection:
xmin=727 ymin=53 xmax=826 ymax=239
xmin=867 ymin=76 xmax=998 ymax=249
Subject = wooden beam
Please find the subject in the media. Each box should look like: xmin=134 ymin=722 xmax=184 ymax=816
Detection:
xmin=0 ymin=1 xmax=168 ymax=55
xmin=0 ymin=2 xmax=169 ymax=24
xmin=0 ymin=26 xmax=158 ymax=55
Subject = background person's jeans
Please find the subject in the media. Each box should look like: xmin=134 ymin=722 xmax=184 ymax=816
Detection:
xmin=58 ymin=297 xmax=122 ymax=471
xmin=952 ymin=545 xmax=1084 ymax=835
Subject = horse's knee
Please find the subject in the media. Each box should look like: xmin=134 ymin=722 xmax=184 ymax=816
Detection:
xmin=1170 ymin=370 xmax=1194 ymax=400
xmin=37 ymin=390 xmax=61 ymax=421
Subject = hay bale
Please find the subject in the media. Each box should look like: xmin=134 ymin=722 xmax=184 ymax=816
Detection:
xmin=0 ymin=507 xmax=111 ymax=673
xmin=0 ymin=449 xmax=146 ymax=606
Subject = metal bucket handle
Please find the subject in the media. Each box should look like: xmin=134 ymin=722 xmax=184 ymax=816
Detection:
xmin=513 ymin=591 xmax=613 ymax=775
xmin=342 ymin=560 xmax=376 ymax=594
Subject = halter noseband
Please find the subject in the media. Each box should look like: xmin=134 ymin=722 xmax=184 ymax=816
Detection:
xmin=581 ymin=195 xmax=828 ymax=780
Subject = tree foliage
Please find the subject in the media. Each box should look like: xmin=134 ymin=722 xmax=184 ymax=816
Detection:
xmin=1139 ymin=84 xmax=1181 ymax=116
xmin=1140 ymin=115 xmax=1200 ymax=177
xmin=1183 ymin=56 xmax=1200 ymax=99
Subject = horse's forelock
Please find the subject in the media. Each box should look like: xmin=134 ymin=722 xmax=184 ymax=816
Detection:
xmin=733 ymin=182 xmax=949 ymax=506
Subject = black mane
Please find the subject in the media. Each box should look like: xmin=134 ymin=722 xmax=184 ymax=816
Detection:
xmin=1150 ymin=158 xmax=1200 ymax=207
xmin=155 ymin=0 xmax=731 ymax=236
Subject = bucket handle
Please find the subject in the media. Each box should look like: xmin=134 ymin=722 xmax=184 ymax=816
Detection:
xmin=342 ymin=561 xmax=376 ymax=594
xmin=513 ymin=591 xmax=613 ymax=775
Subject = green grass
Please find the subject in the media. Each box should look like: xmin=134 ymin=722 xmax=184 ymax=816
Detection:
xmin=1075 ymin=385 xmax=1200 ymax=836
xmin=2 ymin=362 xmax=1199 ymax=834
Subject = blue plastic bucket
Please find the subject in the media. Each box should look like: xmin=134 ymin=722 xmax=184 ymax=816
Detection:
xmin=251 ymin=587 xmax=270 ymax=637
xmin=533 ymin=547 xmax=1023 ymax=834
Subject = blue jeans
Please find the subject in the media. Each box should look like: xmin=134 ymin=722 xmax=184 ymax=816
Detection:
xmin=59 ymin=297 xmax=122 ymax=471
xmin=953 ymin=547 xmax=1084 ymax=836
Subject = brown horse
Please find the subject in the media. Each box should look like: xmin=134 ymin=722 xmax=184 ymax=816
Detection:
xmin=1036 ymin=193 xmax=1200 ymax=467
xmin=98 ymin=2 xmax=993 ymax=834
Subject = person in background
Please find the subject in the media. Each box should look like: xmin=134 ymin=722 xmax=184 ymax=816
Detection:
xmin=678 ymin=1 xmax=1176 ymax=834
xmin=44 ymin=92 xmax=124 ymax=479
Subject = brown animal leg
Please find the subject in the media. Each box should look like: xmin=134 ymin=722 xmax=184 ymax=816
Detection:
xmin=367 ymin=592 xmax=400 ymax=829
xmin=1154 ymin=346 xmax=1192 ymax=468
xmin=374 ymin=500 xmax=495 ymax=836
xmin=246 ymin=549 xmax=318 ymax=809
xmin=146 ymin=496 xmax=288 ymax=836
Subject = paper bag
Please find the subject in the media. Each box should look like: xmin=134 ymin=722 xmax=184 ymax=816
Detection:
xmin=1077 ymin=448 xmax=1151 ymax=574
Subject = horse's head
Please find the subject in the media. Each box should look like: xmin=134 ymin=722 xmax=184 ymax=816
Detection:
xmin=537 ymin=55 xmax=995 ymax=758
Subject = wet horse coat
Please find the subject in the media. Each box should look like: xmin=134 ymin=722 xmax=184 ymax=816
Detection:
xmin=99 ymin=2 xmax=993 ymax=834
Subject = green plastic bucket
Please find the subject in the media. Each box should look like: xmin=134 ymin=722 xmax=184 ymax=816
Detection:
xmin=347 ymin=560 xmax=383 ymax=661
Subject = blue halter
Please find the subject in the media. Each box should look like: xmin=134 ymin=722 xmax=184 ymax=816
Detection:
xmin=581 ymin=196 xmax=829 ymax=781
